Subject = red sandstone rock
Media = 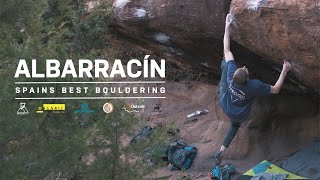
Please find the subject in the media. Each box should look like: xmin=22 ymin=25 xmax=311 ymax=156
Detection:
xmin=230 ymin=0 xmax=320 ymax=90
xmin=111 ymin=0 xmax=320 ymax=92
xmin=112 ymin=0 xmax=232 ymax=62
xmin=113 ymin=0 xmax=231 ymax=39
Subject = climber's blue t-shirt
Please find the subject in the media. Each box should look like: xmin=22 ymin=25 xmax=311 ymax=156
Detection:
xmin=219 ymin=60 xmax=271 ymax=122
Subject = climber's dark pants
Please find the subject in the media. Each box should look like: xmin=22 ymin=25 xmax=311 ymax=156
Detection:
xmin=223 ymin=121 xmax=240 ymax=148
xmin=218 ymin=59 xmax=241 ymax=148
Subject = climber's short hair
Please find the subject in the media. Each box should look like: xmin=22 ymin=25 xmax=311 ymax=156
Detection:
xmin=233 ymin=68 xmax=248 ymax=85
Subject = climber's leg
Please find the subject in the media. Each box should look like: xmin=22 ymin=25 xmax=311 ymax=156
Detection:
xmin=219 ymin=59 xmax=227 ymax=101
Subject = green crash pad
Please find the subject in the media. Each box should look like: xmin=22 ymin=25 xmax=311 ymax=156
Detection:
xmin=243 ymin=160 xmax=308 ymax=179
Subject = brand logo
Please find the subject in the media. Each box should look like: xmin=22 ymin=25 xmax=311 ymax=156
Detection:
xmin=122 ymin=103 xmax=145 ymax=113
xmin=75 ymin=103 xmax=94 ymax=113
xmin=37 ymin=106 xmax=43 ymax=113
xmin=103 ymin=103 xmax=114 ymax=113
xmin=17 ymin=103 xmax=29 ymax=115
xmin=37 ymin=104 xmax=66 ymax=113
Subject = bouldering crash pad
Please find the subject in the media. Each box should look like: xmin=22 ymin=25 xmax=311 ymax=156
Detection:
xmin=281 ymin=141 xmax=320 ymax=179
xmin=243 ymin=160 xmax=307 ymax=179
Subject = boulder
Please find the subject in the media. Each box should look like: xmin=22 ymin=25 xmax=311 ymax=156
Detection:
xmin=110 ymin=0 xmax=320 ymax=93
xmin=230 ymin=0 xmax=320 ymax=90
xmin=113 ymin=0 xmax=231 ymax=39
xmin=112 ymin=0 xmax=232 ymax=62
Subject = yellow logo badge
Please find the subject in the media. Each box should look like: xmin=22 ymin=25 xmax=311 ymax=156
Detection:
xmin=37 ymin=104 xmax=66 ymax=113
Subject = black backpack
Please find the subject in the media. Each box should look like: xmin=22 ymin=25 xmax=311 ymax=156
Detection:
xmin=167 ymin=140 xmax=197 ymax=170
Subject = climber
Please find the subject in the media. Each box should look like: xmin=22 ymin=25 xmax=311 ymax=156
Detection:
xmin=214 ymin=13 xmax=292 ymax=165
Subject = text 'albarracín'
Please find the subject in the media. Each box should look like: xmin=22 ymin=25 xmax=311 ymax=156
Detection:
xmin=14 ymin=55 xmax=165 ymax=78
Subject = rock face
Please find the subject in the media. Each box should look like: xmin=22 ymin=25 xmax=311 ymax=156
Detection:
xmin=112 ymin=0 xmax=320 ymax=92
xmin=113 ymin=0 xmax=231 ymax=39
xmin=230 ymin=0 xmax=320 ymax=90
xmin=112 ymin=0 xmax=232 ymax=69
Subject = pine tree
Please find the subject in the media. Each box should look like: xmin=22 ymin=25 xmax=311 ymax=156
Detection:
xmin=0 ymin=0 xmax=170 ymax=179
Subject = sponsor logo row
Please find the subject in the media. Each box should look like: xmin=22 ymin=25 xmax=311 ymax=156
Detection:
xmin=17 ymin=102 xmax=145 ymax=115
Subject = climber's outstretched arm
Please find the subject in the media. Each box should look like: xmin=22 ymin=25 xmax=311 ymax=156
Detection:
xmin=224 ymin=13 xmax=234 ymax=62
xmin=270 ymin=60 xmax=292 ymax=94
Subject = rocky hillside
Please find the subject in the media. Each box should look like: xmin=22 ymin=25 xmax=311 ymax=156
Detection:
xmin=107 ymin=0 xmax=320 ymax=179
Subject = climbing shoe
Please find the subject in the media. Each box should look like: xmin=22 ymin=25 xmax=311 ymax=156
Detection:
xmin=214 ymin=150 xmax=222 ymax=165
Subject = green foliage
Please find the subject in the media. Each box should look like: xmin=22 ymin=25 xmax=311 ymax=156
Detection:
xmin=83 ymin=103 xmax=173 ymax=179
xmin=0 ymin=0 xmax=169 ymax=179
xmin=0 ymin=99 xmax=87 ymax=179
xmin=0 ymin=0 xmax=46 ymax=69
